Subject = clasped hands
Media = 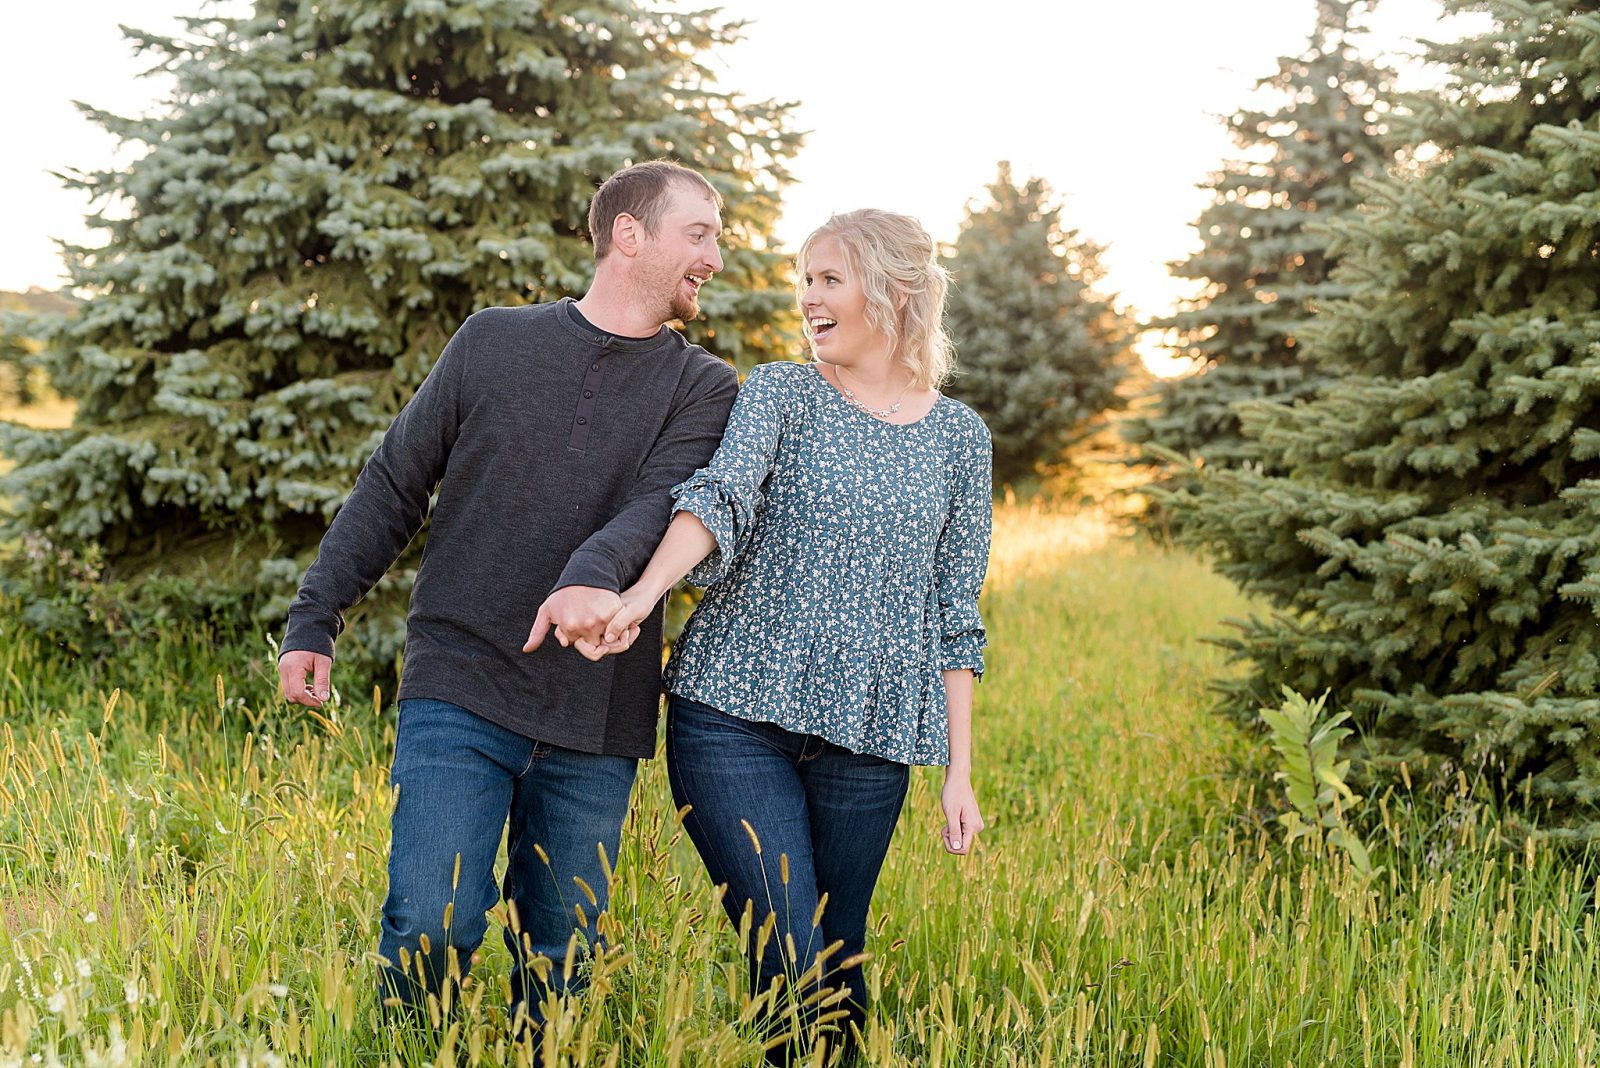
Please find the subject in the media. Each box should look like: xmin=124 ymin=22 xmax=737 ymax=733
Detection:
xmin=282 ymin=584 xmax=649 ymax=708
xmin=522 ymin=584 xmax=655 ymax=662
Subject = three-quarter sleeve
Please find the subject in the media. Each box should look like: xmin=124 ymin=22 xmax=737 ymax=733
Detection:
xmin=672 ymin=361 xmax=790 ymax=587
xmin=934 ymin=421 xmax=993 ymax=677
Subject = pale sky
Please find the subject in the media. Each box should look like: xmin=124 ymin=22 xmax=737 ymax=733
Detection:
xmin=2 ymin=0 xmax=1480 ymax=367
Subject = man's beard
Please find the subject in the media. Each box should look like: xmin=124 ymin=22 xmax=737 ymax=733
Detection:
xmin=637 ymin=252 xmax=698 ymax=324
xmin=669 ymin=285 xmax=699 ymax=323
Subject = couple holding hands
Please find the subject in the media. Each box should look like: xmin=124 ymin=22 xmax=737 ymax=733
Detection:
xmin=278 ymin=159 xmax=992 ymax=1063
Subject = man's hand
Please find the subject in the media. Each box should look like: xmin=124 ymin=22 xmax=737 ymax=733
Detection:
xmin=567 ymin=586 xmax=655 ymax=661
xmin=523 ymin=585 xmax=623 ymax=657
xmin=279 ymin=650 xmax=333 ymax=708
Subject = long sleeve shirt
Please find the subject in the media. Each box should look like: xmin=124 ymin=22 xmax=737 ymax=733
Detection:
xmin=662 ymin=360 xmax=993 ymax=766
xmin=282 ymin=298 xmax=739 ymax=757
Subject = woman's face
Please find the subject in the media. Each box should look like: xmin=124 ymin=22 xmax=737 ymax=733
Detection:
xmin=800 ymin=237 xmax=886 ymax=367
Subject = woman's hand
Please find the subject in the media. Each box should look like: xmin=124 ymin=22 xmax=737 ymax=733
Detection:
xmin=571 ymin=586 xmax=653 ymax=661
xmin=940 ymin=770 xmax=984 ymax=856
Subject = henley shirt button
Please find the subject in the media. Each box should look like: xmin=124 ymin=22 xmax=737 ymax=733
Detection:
xmin=583 ymin=390 xmax=593 ymax=398
xmin=590 ymin=362 xmax=601 ymax=372
xmin=577 ymin=417 xmax=587 ymax=425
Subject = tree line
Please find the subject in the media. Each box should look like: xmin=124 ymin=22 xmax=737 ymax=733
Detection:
xmin=2 ymin=0 xmax=1597 ymax=837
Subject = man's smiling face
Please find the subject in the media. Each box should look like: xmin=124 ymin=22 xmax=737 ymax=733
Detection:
xmin=636 ymin=182 xmax=725 ymax=323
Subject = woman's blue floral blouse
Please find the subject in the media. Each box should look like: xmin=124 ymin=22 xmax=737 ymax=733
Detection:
xmin=662 ymin=360 xmax=993 ymax=766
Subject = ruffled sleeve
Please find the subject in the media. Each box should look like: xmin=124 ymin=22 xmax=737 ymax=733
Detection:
xmin=934 ymin=418 xmax=993 ymax=677
xmin=672 ymin=362 xmax=790 ymax=587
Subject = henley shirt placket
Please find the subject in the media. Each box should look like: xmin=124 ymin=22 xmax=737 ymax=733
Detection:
xmin=569 ymin=349 xmax=609 ymax=453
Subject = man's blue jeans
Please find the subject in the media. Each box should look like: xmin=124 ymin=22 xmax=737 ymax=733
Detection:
xmin=377 ymin=698 xmax=638 ymax=1028
xmin=665 ymin=694 xmax=910 ymax=1061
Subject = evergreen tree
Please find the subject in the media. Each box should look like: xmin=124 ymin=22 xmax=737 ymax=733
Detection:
xmin=0 ymin=1 xmax=799 ymax=661
xmin=1127 ymin=0 xmax=1394 ymax=493
xmin=1176 ymin=1 xmax=1600 ymax=839
xmin=944 ymin=163 xmax=1135 ymax=485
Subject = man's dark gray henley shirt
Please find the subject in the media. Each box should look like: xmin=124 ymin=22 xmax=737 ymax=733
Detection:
xmin=281 ymin=299 xmax=739 ymax=758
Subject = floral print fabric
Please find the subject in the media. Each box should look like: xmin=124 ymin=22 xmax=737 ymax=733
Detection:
xmin=663 ymin=360 xmax=992 ymax=766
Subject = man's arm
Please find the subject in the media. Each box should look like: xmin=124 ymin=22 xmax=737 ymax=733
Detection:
xmin=279 ymin=318 xmax=471 ymax=704
xmin=523 ymin=357 xmax=739 ymax=651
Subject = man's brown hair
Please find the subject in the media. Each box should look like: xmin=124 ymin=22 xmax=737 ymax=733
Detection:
xmin=588 ymin=160 xmax=722 ymax=262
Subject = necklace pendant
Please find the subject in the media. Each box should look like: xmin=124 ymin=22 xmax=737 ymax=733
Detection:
xmin=841 ymin=387 xmax=897 ymax=419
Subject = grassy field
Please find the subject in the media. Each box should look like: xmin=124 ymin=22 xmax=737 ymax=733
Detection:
xmin=2 ymin=502 xmax=1597 ymax=1066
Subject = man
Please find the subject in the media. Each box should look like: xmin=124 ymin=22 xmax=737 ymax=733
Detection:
xmin=277 ymin=160 xmax=738 ymax=1030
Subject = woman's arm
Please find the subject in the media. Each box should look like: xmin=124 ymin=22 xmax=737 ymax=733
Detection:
xmin=932 ymin=419 xmax=993 ymax=855
xmin=940 ymin=668 xmax=984 ymax=855
xmin=574 ymin=364 xmax=793 ymax=659
xmin=595 ymin=510 xmax=719 ymax=647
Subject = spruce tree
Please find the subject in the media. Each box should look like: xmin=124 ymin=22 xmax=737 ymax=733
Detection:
xmin=1126 ymin=0 xmax=1394 ymax=494
xmin=1177 ymin=1 xmax=1600 ymax=839
xmin=0 ymin=1 xmax=799 ymax=661
xmin=943 ymin=162 xmax=1135 ymax=485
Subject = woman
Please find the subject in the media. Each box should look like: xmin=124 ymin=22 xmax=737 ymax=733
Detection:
xmin=600 ymin=209 xmax=991 ymax=1061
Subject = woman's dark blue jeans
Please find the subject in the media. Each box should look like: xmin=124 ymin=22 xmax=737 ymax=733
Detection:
xmin=666 ymin=694 xmax=910 ymax=1062
xmin=377 ymin=698 xmax=638 ymax=1032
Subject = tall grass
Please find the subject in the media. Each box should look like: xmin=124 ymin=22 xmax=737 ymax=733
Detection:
xmin=1 ymin=502 xmax=1596 ymax=1066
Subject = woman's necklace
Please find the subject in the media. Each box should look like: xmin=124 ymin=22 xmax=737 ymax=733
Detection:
xmin=836 ymin=368 xmax=914 ymax=419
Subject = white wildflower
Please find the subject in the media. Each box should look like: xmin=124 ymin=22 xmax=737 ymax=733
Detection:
xmin=267 ymin=983 xmax=288 ymax=998
xmin=75 ymin=959 xmax=91 ymax=978
xmin=124 ymin=980 xmax=138 ymax=1006
xmin=46 ymin=990 xmax=65 ymax=1014
xmin=83 ymin=911 xmax=98 ymax=925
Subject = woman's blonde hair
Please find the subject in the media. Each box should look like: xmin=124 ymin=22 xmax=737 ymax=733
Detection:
xmin=797 ymin=209 xmax=954 ymax=390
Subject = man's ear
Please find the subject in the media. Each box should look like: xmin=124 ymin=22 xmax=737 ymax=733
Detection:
xmin=611 ymin=213 xmax=642 ymax=258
